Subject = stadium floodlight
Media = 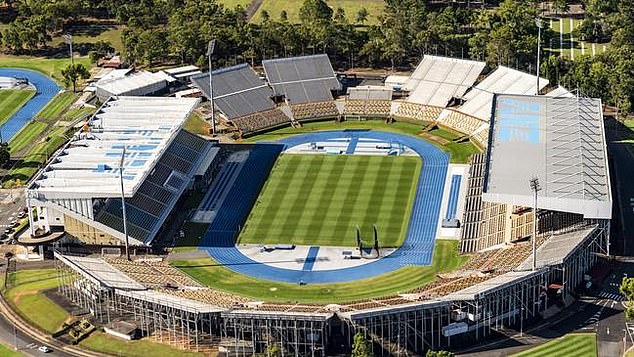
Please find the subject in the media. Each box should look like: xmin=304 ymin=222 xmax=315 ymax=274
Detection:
xmin=529 ymin=177 xmax=542 ymax=271
xmin=207 ymin=39 xmax=217 ymax=136
xmin=63 ymin=34 xmax=74 ymax=66
xmin=119 ymin=147 xmax=131 ymax=261
xmin=535 ymin=18 xmax=542 ymax=95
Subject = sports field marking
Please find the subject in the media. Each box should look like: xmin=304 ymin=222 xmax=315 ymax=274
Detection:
xmin=239 ymin=154 xmax=421 ymax=247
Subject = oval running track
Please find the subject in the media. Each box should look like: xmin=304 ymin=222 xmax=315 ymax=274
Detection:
xmin=0 ymin=68 xmax=61 ymax=142
xmin=200 ymin=130 xmax=449 ymax=284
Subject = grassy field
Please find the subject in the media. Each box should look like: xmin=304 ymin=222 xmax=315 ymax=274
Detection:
xmin=547 ymin=17 xmax=608 ymax=59
xmin=3 ymin=125 xmax=70 ymax=187
xmin=0 ymin=55 xmax=92 ymax=85
xmin=512 ymin=333 xmax=597 ymax=357
xmin=5 ymin=269 xmax=68 ymax=334
xmin=184 ymin=112 xmax=211 ymax=136
xmin=35 ymin=92 xmax=77 ymax=120
xmin=252 ymin=0 xmax=385 ymax=24
xmin=0 ymin=343 xmax=22 ymax=356
xmin=243 ymin=119 xmax=480 ymax=164
xmin=219 ymin=0 xmax=252 ymax=9
xmin=0 ymin=89 xmax=35 ymax=125
xmin=172 ymin=239 xmax=467 ymax=303
xmin=80 ymin=332 xmax=205 ymax=357
xmin=50 ymin=25 xmax=124 ymax=53
xmin=239 ymin=154 xmax=420 ymax=247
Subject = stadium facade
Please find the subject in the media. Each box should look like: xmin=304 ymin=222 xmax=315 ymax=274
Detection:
xmin=27 ymin=54 xmax=612 ymax=356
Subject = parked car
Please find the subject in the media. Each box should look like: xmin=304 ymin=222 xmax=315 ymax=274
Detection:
xmin=17 ymin=211 xmax=26 ymax=219
xmin=38 ymin=345 xmax=53 ymax=353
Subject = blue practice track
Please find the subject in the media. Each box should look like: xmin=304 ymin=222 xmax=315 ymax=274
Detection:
xmin=200 ymin=130 xmax=449 ymax=284
xmin=0 ymin=68 xmax=61 ymax=142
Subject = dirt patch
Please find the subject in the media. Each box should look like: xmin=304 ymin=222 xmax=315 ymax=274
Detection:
xmin=246 ymin=0 xmax=264 ymax=20
xmin=418 ymin=131 xmax=450 ymax=146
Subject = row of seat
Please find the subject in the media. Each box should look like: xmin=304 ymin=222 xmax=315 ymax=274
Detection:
xmin=231 ymin=108 xmax=291 ymax=133
xmin=106 ymin=258 xmax=202 ymax=288
xmin=438 ymin=110 xmax=485 ymax=137
xmin=291 ymin=101 xmax=339 ymax=120
xmin=343 ymin=100 xmax=391 ymax=116
xmin=395 ymin=102 xmax=443 ymax=121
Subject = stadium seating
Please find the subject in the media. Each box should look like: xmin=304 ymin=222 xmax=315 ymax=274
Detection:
xmin=231 ymin=108 xmax=291 ymax=134
xmin=291 ymin=101 xmax=339 ymax=120
xmin=437 ymin=110 xmax=486 ymax=136
xmin=106 ymin=258 xmax=202 ymax=288
xmin=95 ymin=130 xmax=210 ymax=243
xmin=343 ymin=99 xmax=391 ymax=117
xmin=163 ymin=288 xmax=250 ymax=308
xmin=394 ymin=102 xmax=442 ymax=121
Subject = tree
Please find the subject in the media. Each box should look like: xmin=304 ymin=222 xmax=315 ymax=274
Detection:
xmin=299 ymin=0 xmax=333 ymax=25
xmin=62 ymin=63 xmax=90 ymax=92
xmin=356 ymin=7 xmax=369 ymax=25
xmin=620 ymin=277 xmax=634 ymax=320
xmin=552 ymin=0 xmax=568 ymax=15
xmin=265 ymin=343 xmax=281 ymax=357
xmin=280 ymin=10 xmax=288 ymax=21
xmin=0 ymin=142 xmax=10 ymax=167
xmin=352 ymin=332 xmax=372 ymax=357
xmin=261 ymin=10 xmax=270 ymax=22
xmin=89 ymin=40 xmax=115 ymax=63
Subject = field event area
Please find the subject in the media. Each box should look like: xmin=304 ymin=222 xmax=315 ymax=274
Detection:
xmin=239 ymin=154 xmax=420 ymax=247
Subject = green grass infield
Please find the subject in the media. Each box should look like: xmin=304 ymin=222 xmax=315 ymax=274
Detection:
xmin=239 ymin=154 xmax=420 ymax=247
xmin=0 ymin=89 xmax=35 ymax=126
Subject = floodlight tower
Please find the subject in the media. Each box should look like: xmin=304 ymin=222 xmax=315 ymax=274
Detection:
xmin=63 ymin=34 xmax=74 ymax=66
xmin=535 ymin=18 xmax=542 ymax=95
xmin=119 ymin=147 xmax=130 ymax=260
xmin=207 ymin=39 xmax=217 ymax=136
xmin=529 ymin=177 xmax=542 ymax=271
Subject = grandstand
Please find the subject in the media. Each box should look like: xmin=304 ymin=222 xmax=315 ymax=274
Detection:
xmin=263 ymin=54 xmax=341 ymax=120
xmin=458 ymin=66 xmax=549 ymax=122
xmin=191 ymin=63 xmax=291 ymax=133
xmin=26 ymin=54 xmax=611 ymax=356
xmin=343 ymin=85 xmax=392 ymax=117
xmin=403 ymin=55 xmax=485 ymax=107
xmin=25 ymin=96 xmax=220 ymax=245
xmin=95 ymin=71 xmax=167 ymax=102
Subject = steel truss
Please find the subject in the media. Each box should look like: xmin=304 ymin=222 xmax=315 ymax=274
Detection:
xmin=221 ymin=312 xmax=330 ymax=357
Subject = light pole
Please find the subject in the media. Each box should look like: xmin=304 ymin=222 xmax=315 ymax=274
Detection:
xmin=63 ymin=34 xmax=74 ymax=66
xmin=207 ymin=39 xmax=217 ymax=137
xmin=535 ymin=18 xmax=542 ymax=95
xmin=119 ymin=147 xmax=130 ymax=260
xmin=530 ymin=177 xmax=542 ymax=271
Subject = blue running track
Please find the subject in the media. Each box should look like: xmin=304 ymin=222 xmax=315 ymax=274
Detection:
xmin=200 ymin=130 xmax=449 ymax=283
xmin=345 ymin=134 xmax=359 ymax=154
xmin=302 ymin=247 xmax=320 ymax=271
xmin=445 ymin=175 xmax=462 ymax=220
xmin=0 ymin=68 xmax=61 ymax=142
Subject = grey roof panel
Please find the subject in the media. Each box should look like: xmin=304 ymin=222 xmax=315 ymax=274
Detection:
xmin=482 ymin=94 xmax=611 ymax=219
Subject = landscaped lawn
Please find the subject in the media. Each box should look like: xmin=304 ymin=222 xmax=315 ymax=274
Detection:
xmin=239 ymin=154 xmax=420 ymax=247
xmin=251 ymin=0 xmax=384 ymax=24
xmin=0 ymin=89 xmax=35 ymax=125
xmin=242 ymin=119 xmax=481 ymax=163
xmin=0 ymin=55 xmax=92 ymax=86
xmin=219 ymin=0 xmax=252 ymax=10
xmin=0 ymin=343 xmax=23 ymax=356
xmin=172 ymin=239 xmax=467 ymax=303
xmin=80 ymin=332 xmax=205 ymax=357
xmin=184 ymin=112 xmax=211 ymax=136
xmin=50 ymin=25 xmax=124 ymax=53
xmin=35 ymin=92 xmax=77 ymax=121
xmin=512 ymin=333 xmax=597 ymax=357
xmin=5 ymin=269 xmax=68 ymax=334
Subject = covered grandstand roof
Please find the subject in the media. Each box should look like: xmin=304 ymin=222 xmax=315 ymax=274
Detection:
xmin=95 ymin=71 xmax=167 ymax=98
xmin=347 ymin=85 xmax=392 ymax=101
xmin=545 ymin=85 xmax=574 ymax=98
xmin=191 ymin=64 xmax=276 ymax=119
xmin=443 ymin=271 xmax=540 ymax=300
xmin=482 ymin=94 xmax=611 ymax=219
xmin=263 ymin=54 xmax=341 ymax=104
xmin=404 ymin=55 xmax=485 ymax=107
xmin=28 ymin=96 xmax=200 ymax=198
xmin=116 ymin=289 xmax=225 ymax=314
xmin=459 ymin=66 xmax=549 ymax=121
xmin=517 ymin=225 xmax=598 ymax=270
xmin=55 ymin=252 xmax=146 ymax=290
